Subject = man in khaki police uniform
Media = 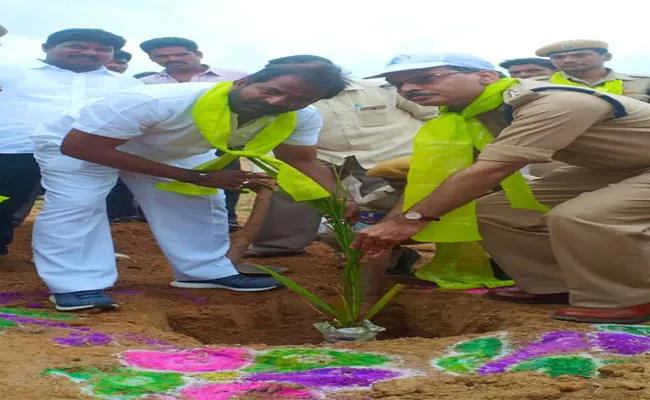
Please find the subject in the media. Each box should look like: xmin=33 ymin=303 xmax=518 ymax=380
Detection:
xmin=529 ymin=40 xmax=650 ymax=177
xmin=352 ymin=52 xmax=650 ymax=324
xmin=534 ymin=39 xmax=650 ymax=102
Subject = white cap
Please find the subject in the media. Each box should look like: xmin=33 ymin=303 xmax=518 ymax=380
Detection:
xmin=365 ymin=52 xmax=496 ymax=79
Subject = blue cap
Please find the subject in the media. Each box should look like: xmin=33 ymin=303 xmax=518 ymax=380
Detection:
xmin=365 ymin=52 xmax=496 ymax=79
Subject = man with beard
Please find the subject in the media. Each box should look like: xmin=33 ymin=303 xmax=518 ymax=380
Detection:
xmin=352 ymin=52 xmax=650 ymax=324
xmin=534 ymin=40 xmax=650 ymax=102
xmin=0 ymin=28 xmax=142 ymax=257
xmin=31 ymin=63 xmax=353 ymax=311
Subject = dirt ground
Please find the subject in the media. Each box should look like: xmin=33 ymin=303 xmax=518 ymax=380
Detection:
xmin=1 ymin=197 xmax=650 ymax=399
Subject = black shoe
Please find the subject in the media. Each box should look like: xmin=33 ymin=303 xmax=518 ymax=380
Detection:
xmin=489 ymin=259 xmax=512 ymax=280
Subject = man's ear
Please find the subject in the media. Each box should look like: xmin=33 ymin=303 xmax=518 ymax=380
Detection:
xmin=604 ymin=52 xmax=613 ymax=62
xmin=41 ymin=43 xmax=52 ymax=53
xmin=233 ymin=78 xmax=248 ymax=88
xmin=196 ymin=50 xmax=203 ymax=60
xmin=477 ymin=70 xmax=502 ymax=85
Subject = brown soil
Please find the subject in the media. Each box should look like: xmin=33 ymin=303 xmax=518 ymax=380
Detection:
xmin=1 ymin=200 xmax=650 ymax=399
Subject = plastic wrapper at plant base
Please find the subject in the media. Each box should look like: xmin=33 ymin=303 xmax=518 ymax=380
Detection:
xmin=314 ymin=320 xmax=385 ymax=343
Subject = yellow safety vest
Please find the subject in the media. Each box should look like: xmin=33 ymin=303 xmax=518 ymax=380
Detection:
xmin=550 ymin=72 xmax=624 ymax=95
xmin=402 ymin=78 xmax=549 ymax=289
xmin=157 ymin=82 xmax=329 ymax=202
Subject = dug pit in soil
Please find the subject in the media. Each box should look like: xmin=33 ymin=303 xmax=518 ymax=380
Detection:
xmin=166 ymin=287 xmax=567 ymax=346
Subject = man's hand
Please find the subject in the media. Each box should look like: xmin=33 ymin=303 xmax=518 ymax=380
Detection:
xmin=243 ymin=177 xmax=277 ymax=192
xmin=195 ymin=171 xmax=270 ymax=191
xmin=351 ymin=216 xmax=428 ymax=258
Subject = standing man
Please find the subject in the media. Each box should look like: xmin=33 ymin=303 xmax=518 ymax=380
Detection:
xmin=249 ymin=55 xmax=437 ymax=259
xmin=106 ymin=50 xmax=131 ymax=73
xmin=499 ymin=58 xmax=556 ymax=79
xmin=139 ymin=36 xmax=248 ymax=231
xmin=31 ymin=64 xmax=351 ymax=311
xmin=535 ymin=40 xmax=650 ymax=102
xmin=0 ymin=28 xmax=142 ymax=256
xmin=138 ymin=37 xmax=247 ymax=84
xmin=353 ymin=52 xmax=650 ymax=324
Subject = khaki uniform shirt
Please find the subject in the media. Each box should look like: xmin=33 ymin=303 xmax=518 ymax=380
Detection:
xmin=477 ymin=80 xmax=650 ymax=172
xmin=533 ymin=70 xmax=650 ymax=102
xmin=314 ymin=80 xmax=438 ymax=169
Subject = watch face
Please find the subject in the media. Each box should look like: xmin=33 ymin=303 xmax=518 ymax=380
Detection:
xmin=404 ymin=211 xmax=421 ymax=220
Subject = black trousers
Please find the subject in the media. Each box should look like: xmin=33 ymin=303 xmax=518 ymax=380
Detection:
xmin=106 ymin=178 xmax=139 ymax=219
xmin=0 ymin=153 xmax=41 ymax=246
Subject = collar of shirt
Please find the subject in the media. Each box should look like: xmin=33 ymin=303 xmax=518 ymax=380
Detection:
xmin=25 ymin=59 xmax=115 ymax=75
xmin=345 ymin=82 xmax=365 ymax=91
xmin=157 ymin=65 xmax=222 ymax=78
xmin=560 ymin=69 xmax=634 ymax=86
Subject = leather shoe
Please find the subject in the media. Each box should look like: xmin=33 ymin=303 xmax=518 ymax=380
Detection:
xmin=553 ymin=303 xmax=650 ymax=324
xmin=483 ymin=288 xmax=569 ymax=304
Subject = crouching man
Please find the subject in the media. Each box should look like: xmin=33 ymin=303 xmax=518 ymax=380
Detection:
xmin=31 ymin=63 xmax=351 ymax=311
xmin=353 ymin=52 xmax=650 ymax=324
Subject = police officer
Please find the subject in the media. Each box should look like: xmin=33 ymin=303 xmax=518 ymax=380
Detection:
xmin=534 ymin=39 xmax=650 ymax=102
xmin=353 ymin=52 xmax=650 ymax=324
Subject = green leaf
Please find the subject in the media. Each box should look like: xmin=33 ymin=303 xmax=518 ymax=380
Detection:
xmin=333 ymin=294 xmax=353 ymax=327
xmin=257 ymin=266 xmax=336 ymax=317
xmin=363 ymin=284 xmax=405 ymax=321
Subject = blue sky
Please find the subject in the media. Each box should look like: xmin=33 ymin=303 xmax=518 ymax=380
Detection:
xmin=2 ymin=0 xmax=648 ymax=77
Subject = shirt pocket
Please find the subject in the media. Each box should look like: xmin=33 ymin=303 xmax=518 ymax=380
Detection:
xmin=357 ymin=105 xmax=390 ymax=127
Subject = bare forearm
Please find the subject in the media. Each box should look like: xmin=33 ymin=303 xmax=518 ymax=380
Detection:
xmin=61 ymin=134 xmax=195 ymax=182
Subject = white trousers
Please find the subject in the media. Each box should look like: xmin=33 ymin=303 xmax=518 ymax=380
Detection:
xmin=32 ymin=149 xmax=238 ymax=293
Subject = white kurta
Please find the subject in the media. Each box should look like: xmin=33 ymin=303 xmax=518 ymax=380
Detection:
xmin=31 ymin=83 xmax=322 ymax=293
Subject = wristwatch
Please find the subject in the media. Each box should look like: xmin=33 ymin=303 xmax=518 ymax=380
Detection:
xmin=402 ymin=211 xmax=440 ymax=222
xmin=191 ymin=172 xmax=209 ymax=183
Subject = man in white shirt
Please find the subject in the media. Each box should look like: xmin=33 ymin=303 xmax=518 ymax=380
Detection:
xmin=249 ymin=55 xmax=437 ymax=259
xmin=0 ymin=28 xmax=143 ymax=256
xmin=31 ymin=63 xmax=351 ymax=311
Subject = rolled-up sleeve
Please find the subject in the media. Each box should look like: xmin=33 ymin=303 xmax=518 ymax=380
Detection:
xmin=478 ymin=92 xmax=614 ymax=163
xmin=71 ymin=92 xmax=163 ymax=140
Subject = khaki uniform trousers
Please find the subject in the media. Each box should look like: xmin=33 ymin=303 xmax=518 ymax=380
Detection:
xmin=477 ymin=166 xmax=650 ymax=308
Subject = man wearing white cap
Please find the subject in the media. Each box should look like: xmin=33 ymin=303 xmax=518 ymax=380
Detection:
xmin=352 ymin=52 xmax=650 ymax=324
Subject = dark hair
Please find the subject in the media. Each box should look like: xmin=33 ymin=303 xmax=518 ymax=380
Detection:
xmin=266 ymin=54 xmax=334 ymax=67
xmin=140 ymin=37 xmax=198 ymax=54
xmin=499 ymin=58 xmax=556 ymax=70
xmin=114 ymin=50 xmax=132 ymax=62
xmin=133 ymin=71 xmax=157 ymax=79
xmin=243 ymin=64 xmax=349 ymax=99
xmin=45 ymin=29 xmax=126 ymax=49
